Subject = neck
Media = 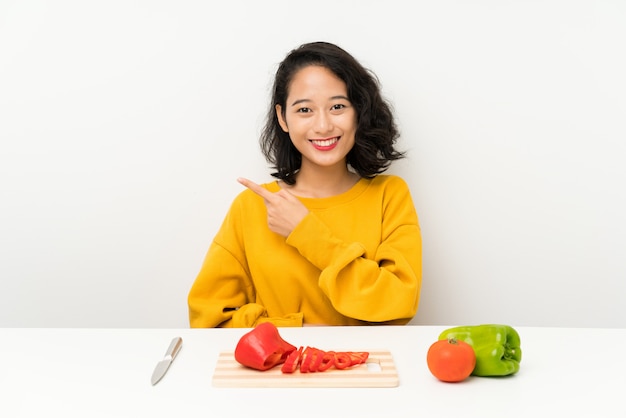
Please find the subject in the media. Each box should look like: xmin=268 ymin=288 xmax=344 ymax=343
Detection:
xmin=286 ymin=164 xmax=359 ymax=198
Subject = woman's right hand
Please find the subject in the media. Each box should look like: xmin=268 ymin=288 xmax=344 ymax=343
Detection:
xmin=237 ymin=177 xmax=309 ymax=237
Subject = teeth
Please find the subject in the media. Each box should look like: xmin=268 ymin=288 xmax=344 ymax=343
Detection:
xmin=312 ymin=138 xmax=338 ymax=146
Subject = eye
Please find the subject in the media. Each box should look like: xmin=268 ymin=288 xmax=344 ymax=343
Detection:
xmin=330 ymin=103 xmax=349 ymax=113
xmin=296 ymin=107 xmax=312 ymax=113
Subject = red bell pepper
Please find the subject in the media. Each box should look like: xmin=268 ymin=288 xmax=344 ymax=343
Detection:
xmin=233 ymin=324 xmax=370 ymax=373
xmin=234 ymin=322 xmax=297 ymax=371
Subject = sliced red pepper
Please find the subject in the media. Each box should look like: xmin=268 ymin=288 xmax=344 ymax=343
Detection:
xmin=347 ymin=351 xmax=370 ymax=366
xmin=333 ymin=352 xmax=352 ymax=370
xmin=281 ymin=346 xmax=303 ymax=374
xmin=316 ymin=350 xmax=335 ymax=372
xmin=307 ymin=347 xmax=324 ymax=372
xmin=279 ymin=348 xmax=370 ymax=373
xmin=299 ymin=346 xmax=315 ymax=373
xmin=234 ymin=322 xmax=297 ymax=371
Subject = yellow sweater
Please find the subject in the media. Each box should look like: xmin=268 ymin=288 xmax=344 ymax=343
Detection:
xmin=188 ymin=174 xmax=422 ymax=328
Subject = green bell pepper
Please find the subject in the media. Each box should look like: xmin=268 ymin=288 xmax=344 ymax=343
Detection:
xmin=438 ymin=324 xmax=522 ymax=377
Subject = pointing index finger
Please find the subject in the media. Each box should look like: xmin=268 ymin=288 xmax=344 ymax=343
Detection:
xmin=237 ymin=177 xmax=274 ymax=200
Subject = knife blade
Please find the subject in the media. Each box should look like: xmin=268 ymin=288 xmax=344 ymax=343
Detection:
xmin=151 ymin=336 xmax=183 ymax=385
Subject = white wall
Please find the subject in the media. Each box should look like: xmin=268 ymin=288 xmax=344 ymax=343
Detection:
xmin=1 ymin=0 xmax=624 ymax=328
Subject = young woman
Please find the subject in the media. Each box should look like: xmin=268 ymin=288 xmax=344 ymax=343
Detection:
xmin=188 ymin=42 xmax=422 ymax=327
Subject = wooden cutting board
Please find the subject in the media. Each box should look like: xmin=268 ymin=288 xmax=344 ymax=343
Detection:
xmin=212 ymin=350 xmax=398 ymax=388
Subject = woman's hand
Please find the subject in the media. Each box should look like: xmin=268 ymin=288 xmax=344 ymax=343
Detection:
xmin=238 ymin=177 xmax=309 ymax=237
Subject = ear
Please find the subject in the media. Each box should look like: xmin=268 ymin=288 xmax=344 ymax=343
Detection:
xmin=275 ymin=104 xmax=289 ymax=133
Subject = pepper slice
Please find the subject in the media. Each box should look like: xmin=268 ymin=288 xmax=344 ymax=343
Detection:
xmin=333 ymin=352 xmax=352 ymax=370
xmin=438 ymin=324 xmax=522 ymax=376
xmin=281 ymin=346 xmax=303 ymax=374
xmin=234 ymin=322 xmax=297 ymax=371
xmin=346 ymin=351 xmax=369 ymax=366
xmin=299 ymin=347 xmax=315 ymax=373
xmin=316 ymin=350 xmax=335 ymax=372
xmin=306 ymin=347 xmax=324 ymax=373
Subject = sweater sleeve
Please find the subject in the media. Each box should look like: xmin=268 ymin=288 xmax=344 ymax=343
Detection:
xmin=188 ymin=193 xmax=304 ymax=328
xmin=188 ymin=241 xmax=304 ymax=328
xmin=187 ymin=241 xmax=252 ymax=328
xmin=285 ymin=178 xmax=422 ymax=323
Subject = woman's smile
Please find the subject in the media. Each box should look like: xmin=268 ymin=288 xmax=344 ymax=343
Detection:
xmin=310 ymin=136 xmax=340 ymax=151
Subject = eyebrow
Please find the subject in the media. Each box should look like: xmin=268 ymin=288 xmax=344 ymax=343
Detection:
xmin=289 ymin=95 xmax=350 ymax=107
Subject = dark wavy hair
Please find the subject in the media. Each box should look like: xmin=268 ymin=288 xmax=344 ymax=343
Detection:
xmin=260 ymin=41 xmax=405 ymax=185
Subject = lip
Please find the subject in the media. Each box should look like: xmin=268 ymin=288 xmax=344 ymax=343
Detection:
xmin=310 ymin=137 xmax=339 ymax=151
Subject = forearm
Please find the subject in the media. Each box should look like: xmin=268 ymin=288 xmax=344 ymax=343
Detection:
xmin=319 ymin=252 xmax=420 ymax=322
xmin=287 ymin=213 xmax=421 ymax=322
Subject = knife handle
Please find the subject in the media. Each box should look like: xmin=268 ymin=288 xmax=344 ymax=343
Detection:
xmin=164 ymin=337 xmax=183 ymax=360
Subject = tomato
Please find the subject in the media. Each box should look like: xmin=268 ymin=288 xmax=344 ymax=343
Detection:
xmin=426 ymin=338 xmax=476 ymax=382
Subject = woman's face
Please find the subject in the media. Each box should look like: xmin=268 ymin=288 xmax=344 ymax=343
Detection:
xmin=276 ymin=65 xmax=357 ymax=172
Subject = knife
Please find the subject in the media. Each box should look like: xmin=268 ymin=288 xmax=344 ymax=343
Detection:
xmin=151 ymin=336 xmax=183 ymax=385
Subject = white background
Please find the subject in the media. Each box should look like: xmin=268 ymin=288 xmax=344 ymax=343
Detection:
xmin=1 ymin=0 xmax=624 ymax=328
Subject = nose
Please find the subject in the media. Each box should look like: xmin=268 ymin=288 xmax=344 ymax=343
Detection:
xmin=313 ymin=111 xmax=333 ymax=133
